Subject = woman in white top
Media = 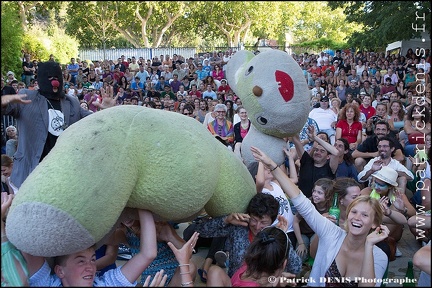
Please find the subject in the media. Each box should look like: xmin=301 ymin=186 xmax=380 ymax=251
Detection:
xmin=250 ymin=146 xmax=389 ymax=287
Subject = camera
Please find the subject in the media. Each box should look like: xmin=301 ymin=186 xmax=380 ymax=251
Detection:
xmin=371 ymin=115 xmax=382 ymax=124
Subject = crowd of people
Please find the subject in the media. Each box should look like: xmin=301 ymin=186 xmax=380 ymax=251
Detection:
xmin=1 ymin=46 xmax=431 ymax=287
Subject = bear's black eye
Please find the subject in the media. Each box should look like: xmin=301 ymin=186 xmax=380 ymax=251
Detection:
xmin=245 ymin=66 xmax=253 ymax=76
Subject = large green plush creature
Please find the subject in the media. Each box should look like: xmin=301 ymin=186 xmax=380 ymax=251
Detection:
xmin=226 ymin=49 xmax=309 ymax=167
xmin=6 ymin=106 xmax=256 ymax=257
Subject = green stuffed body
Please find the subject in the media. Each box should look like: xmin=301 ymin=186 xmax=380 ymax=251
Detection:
xmin=226 ymin=49 xmax=310 ymax=167
xmin=6 ymin=106 xmax=256 ymax=257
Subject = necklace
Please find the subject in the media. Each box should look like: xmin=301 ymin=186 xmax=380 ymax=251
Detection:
xmin=46 ymin=98 xmax=68 ymax=130
xmin=241 ymin=121 xmax=249 ymax=129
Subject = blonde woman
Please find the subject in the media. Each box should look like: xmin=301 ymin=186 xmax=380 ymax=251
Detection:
xmin=251 ymin=146 xmax=390 ymax=287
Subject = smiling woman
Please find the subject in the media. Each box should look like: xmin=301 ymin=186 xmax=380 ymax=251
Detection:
xmin=250 ymin=145 xmax=390 ymax=287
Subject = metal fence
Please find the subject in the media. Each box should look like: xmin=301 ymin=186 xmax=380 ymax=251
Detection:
xmin=78 ymin=47 xmax=197 ymax=62
xmin=78 ymin=45 xmax=329 ymax=62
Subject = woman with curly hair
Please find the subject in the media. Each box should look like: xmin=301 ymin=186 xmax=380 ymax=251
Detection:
xmin=335 ymin=103 xmax=363 ymax=150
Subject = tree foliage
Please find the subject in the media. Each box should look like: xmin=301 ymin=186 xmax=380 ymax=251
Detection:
xmin=1 ymin=2 xmax=24 ymax=76
xmin=22 ymin=22 xmax=79 ymax=64
xmin=5 ymin=1 xmax=396 ymax=70
xmin=328 ymin=1 xmax=431 ymax=51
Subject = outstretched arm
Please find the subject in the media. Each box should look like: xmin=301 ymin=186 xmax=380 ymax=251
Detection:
xmin=291 ymin=134 xmax=305 ymax=161
xmin=283 ymin=147 xmax=299 ymax=184
xmin=255 ymin=162 xmax=266 ymax=193
xmin=250 ymin=146 xmax=301 ymax=200
xmin=120 ymin=209 xmax=157 ymax=283
xmin=1 ymin=94 xmax=32 ymax=108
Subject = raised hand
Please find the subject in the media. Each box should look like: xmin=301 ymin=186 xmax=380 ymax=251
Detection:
xmin=225 ymin=213 xmax=250 ymax=227
xmin=371 ymin=160 xmax=383 ymax=172
xmin=250 ymin=146 xmax=275 ymax=170
xmin=393 ymin=189 xmax=405 ymax=212
xmin=366 ymin=224 xmax=390 ymax=246
xmin=167 ymin=231 xmax=199 ymax=266
xmin=1 ymin=94 xmax=32 ymax=107
xmin=306 ymin=125 xmax=317 ymax=140
xmin=275 ymin=215 xmax=288 ymax=233
xmin=143 ymin=269 xmax=168 ymax=287
xmin=379 ymin=196 xmax=391 ymax=216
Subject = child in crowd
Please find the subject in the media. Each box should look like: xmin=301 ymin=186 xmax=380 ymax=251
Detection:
xmin=293 ymin=178 xmax=335 ymax=262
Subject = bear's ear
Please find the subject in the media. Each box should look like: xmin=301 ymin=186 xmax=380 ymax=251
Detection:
xmin=226 ymin=50 xmax=255 ymax=93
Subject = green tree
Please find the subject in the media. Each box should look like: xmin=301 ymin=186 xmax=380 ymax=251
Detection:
xmin=291 ymin=2 xmax=361 ymax=44
xmin=15 ymin=1 xmax=64 ymax=31
xmin=1 ymin=2 xmax=24 ymax=76
xmin=328 ymin=1 xmax=431 ymax=51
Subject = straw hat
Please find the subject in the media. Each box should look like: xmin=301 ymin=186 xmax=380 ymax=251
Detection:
xmin=372 ymin=166 xmax=398 ymax=187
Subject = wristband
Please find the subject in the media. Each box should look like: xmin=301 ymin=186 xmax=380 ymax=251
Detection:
xmin=298 ymin=243 xmax=305 ymax=246
xmin=270 ymin=165 xmax=278 ymax=172
xmin=181 ymin=281 xmax=194 ymax=287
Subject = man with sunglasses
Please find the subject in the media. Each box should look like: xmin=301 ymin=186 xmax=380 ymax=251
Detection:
xmin=357 ymin=135 xmax=413 ymax=192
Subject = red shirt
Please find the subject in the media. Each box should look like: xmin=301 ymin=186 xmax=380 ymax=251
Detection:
xmin=113 ymin=71 xmax=124 ymax=83
xmin=336 ymin=119 xmax=363 ymax=144
xmin=360 ymin=105 xmax=376 ymax=120
xmin=309 ymin=66 xmax=321 ymax=76
xmin=189 ymin=90 xmax=202 ymax=99
xmin=218 ymin=84 xmax=231 ymax=93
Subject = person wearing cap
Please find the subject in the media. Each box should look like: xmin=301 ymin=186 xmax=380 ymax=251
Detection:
xmin=360 ymin=165 xmax=413 ymax=255
xmin=308 ymin=95 xmax=337 ymax=145
xmin=345 ymin=79 xmax=360 ymax=98
xmin=6 ymin=71 xmax=16 ymax=85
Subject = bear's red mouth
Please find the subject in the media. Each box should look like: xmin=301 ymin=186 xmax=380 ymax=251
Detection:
xmin=275 ymin=70 xmax=294 ymax=102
